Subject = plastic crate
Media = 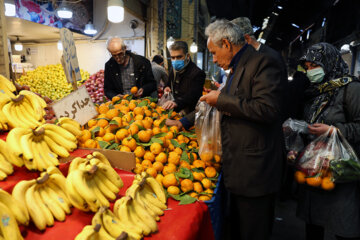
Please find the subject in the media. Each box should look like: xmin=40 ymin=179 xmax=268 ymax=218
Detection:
xmin=205 ymin=173 xmax=223 ymax=240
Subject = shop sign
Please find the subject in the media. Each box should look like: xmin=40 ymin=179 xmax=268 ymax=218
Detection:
xmin=52 ymin=86 xmax=97 ymax=126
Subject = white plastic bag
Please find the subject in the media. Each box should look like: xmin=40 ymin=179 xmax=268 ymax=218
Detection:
xmin=158 ymin=92 xmax=175 ymax=107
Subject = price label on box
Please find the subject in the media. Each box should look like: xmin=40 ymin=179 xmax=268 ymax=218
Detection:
xmin=52 ymin=86 xmax=98 ymax=126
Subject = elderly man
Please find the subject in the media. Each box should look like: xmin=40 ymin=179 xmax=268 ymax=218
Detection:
xmin=168 ymin=20 xmax=285 ymax=240
xmin=104 ymin=37 xmax=156 ymax=99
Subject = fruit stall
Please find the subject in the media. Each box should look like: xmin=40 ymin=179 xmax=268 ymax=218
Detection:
xmin=0 ymin=75 xmax=221 ymax=240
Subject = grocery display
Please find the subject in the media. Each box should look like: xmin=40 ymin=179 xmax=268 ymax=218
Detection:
xmin=17 ymin=64 xmax=90 ymax=100
xmin=83 ymin=70 xmax=108 ymax=104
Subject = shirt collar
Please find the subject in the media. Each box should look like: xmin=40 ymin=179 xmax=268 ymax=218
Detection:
xmin=229 ymin=43 xmax=248 ymax=70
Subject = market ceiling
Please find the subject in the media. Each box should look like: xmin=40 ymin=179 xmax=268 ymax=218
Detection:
xmin=205 ymin=0 xmax=360 ymax=52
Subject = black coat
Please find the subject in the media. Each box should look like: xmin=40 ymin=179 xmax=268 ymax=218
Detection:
xmin=104 ymin=52 xmax=157 ymax=99
xmin=166 ymin=61 xmax=205 ymax=114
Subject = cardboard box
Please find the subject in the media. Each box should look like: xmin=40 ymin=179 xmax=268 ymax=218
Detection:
xmin=59 ymin=148 xmax=136 ymax=172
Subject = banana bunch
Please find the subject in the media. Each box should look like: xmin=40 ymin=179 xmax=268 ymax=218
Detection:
xmin=0 ymin=75 xmax=16 ymax=99
xmin=66 ymin=151 xmax=123 ymax=212
xmin=1 ymin=90 xmax=46 ymax=130
xmin=0 ymin=187 xmax=30 ymax=240
xmin=57 ymin=117 xmax=82 ymax=137
xmin=0 ymin=140 xmax=15 ymax=180
xmin=112 ymin=172 xmax=167 ymax=238
xmin=12 ymin=166 xmax=72 ymax=230
xmin=75 ymin=207 xmax=141 ymax=240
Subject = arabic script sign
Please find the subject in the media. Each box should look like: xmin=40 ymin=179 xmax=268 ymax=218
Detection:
xmin=52 ymin=86 xmax=98 ymax=126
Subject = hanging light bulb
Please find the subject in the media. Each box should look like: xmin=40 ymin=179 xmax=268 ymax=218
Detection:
xmin=14 ymin=37 xmax=23 ymax=51
xmin=5 ymin=0 xmax=16 ymax=17
xmin=166 ymin=36 xmax=175 ymax=49
xmin=190 ymin=41 xmax=198 ymax=53
xmin=84 ymin=22 xmax=97 ymax=35
xmin=57 ymin=40 xmax=63 ymax=51
xmin=107 ymin=0 xmax=124 ymax=23
xmin=56 ymin=2 xmax=73 ymax=19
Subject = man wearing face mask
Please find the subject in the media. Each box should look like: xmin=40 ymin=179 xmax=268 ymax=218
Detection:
xmin=104 ymin=37 xmax=157 ymax=99
xmin=162 ymin=41 xmax=205 ymax=114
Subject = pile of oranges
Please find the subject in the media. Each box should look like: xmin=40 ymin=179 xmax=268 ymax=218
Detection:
xmin=294 ymin=170 xmax=335 ymax=191
xmin=78 ymin=95 xmax=221 ymax=201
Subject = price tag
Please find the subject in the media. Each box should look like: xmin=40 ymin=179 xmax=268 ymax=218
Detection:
xmin=52 ymin=86 xmax=98 ymax=126
xmin=60 ymin=28 xmax=82 ymax=89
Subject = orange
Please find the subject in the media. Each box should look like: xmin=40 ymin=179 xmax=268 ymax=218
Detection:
xmin=134 ymin=146 xmax=146 ymax=158
xmin=120 ymin=145 xmax=131 ymax=152
xmin=205 ymin=167 xmax=217 ymax=178
xmin=161 ymin=126 xmax=168 ymax=133
xmin=321 ymin=177 xmax=335 ymax=191
xmin=306 ymin=176 xmax=322 ymax=187
xmin=168 ymin=152 xmax=180 ymax=165
xmin=87 ymin=119 xmax=97 ymax=128
xmin=193 ymin=160 xmax=206 ymax=169
xmin=177 ymin=135 xmax=185 ymax=143
xmin=181 ymin=179 xmax=194 ymax=192
xmin=152 ymin=127 xmax=161 ymax=136
xmin=116 ymin=129 xmax=128 ymax=141
xmin=144 ymin=151 xmax=155 ymax=162
xmin=165 ymin=131 xmax=174 ymax=140
xmin=153 ymin=161 xmax=164 ymax=172
xmin=198 ymin=195 xmax=211 ymax=201
xmin=111 ymin=117 xmax=122 ymax=127
xmin=163 ymin=139 xmax=170 ymax=148
xmin=150 ymin=143 xmax=162 ymax=155
xmin=128 ymin=124 xmax=139 ymax=135
xmin=98 ymin=104 xmax=109 ymax=114
xmin=155 ymin=152 xmax=167 ymax=164
xmin=144 ymin=110 xmax=152 ymax=117
xmin=153 ymin=119 xmax=162 ymax=127
xmin=205 ymin=188 xmax=214 ymax=195
xmin=168 ymin=143 xmax=175 ymax=151
xmin=146 ymin=167 xmax=157 ymax=178
xmin=106 ymin=108 xmax=119 ymax=119
xmin=103 ymin=132 xmax=115 ymax=142
xmin=141 ymin=159 xmax=153 ymax=169
xmin=150 ymin=102 xmax=156 ymax=108
xmin=162 ymin=164 xmax=176 ymax=175
xmin=152 ymin=112 xmax=159 ymax=118
xmin=97 ymin=127 xmax=105 ymax=137
xmin=214 ymin=154 xmax=221 ymax=163
xmin=193 ymin=171 xmax=204 ymax=181
xmin=193 ymin=182 xmax=203 ymax=193
xmin=134 ymin=120 xmax=144 ymax=128
xmin=122 ymin=138 xmax=137 ymax=151
xmin=97 ymin=119 xmax=109 ymax=128
xmin=189 ymin=141 xmax=198 ymax=148
xmin=189 ymin=192 xmax=198 ymax=199
xmin=130 ymin=86 xmax=138 ymax=94
xmin=133 ymin=163 xmax=144 ymax=174
xmin=129 ymin=101 xmax=137 ymax=111
xmin=135 ymin=157 xmax=141 ymax=164
xmin=200 ymin=152 xmax=214 ymax=162
xmin=155 ymin=174 xmax=164 ymax=186
xmin=134 ymin=114 xmax=144 ymax=121
xmin=294 ymin=171 xmax=306 ymax=184
xmin=201 ymin=178 xmax=212 ymax=189
xmin=133 ymin=107 xmax=144 ymax=116
xmin=167 ymin=186 xmax=180 ymax=195
xmin=112 ymin=96 xmax=121 ymax=103
xmin=162 ymin=173 xmax=178 ymax=188
xmin=119 ymin=105 xmax=130 ymax=114
xmin=142 ymin=119 xmax=152 ymax=129
xmin=84 ymin=139 xmax=97 ymax=148
xmin=174 ymin=147 xmax=182 ymax=155
xmin=180 ymin=161 xmax=191 ymax=170
xmin=79 ymin=130 xmax=91 ymax=143
xmin=170 ymin=126 xmax=179 ymax=133
xmin=138 ymin=130 xmax=152 ymax=143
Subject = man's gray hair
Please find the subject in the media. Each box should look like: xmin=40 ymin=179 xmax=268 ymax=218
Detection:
xmin=205 ymin=19 xmax=245 ymax=46
xmin=169 ymin=41 xmax=188 ymax=54
xmin=231 ymin=17 xmax=254 ymax=36
xmin=106 ymin=36 xmax=126 ymax=50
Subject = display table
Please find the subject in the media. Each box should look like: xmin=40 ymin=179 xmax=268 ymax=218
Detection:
xmin=0 ymin=148 xmax=215 ymax=240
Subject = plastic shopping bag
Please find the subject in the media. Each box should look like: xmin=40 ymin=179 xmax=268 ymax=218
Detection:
xmin=295 ymin=127 xmax=360 ymax=189
xmin=158 ymin=92 xmax=175 ymax=107
xmin=194 ymin=101 xmax=222 ymax=162
xmin=282 ymin=118 xmax=309 ymax=164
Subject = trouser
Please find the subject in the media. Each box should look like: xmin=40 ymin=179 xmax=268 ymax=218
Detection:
xmin=306 ymin=224 xmax=360 ymax=240
xmin=223 ymin=191 xmax=276 ymax=240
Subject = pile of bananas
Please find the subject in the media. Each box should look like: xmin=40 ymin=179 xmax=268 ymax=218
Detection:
xmin=0 ymin=188 xmax=29 ymax=240
xmin=66 ymin=152 xmax=124 ymax=212
xmin=0 ymin=75 xmax=16 ymax=98
xmin=6 ymin=118 xmax=81 ymax=171
xmin=17 ymin=64 xmax=90 ymax=100
xmin=12 ymin=166 xmax=71 ymax=231
xmin=0 ymin=139 xmax=16 ymax=180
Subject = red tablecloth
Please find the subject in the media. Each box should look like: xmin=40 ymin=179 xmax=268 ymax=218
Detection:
xmin=0 ymin=148 xmax=215 ymax=240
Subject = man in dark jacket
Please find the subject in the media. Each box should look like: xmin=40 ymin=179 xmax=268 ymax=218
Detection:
xmin=162 ymin=41 xmax=205 ymax=114
xmin=104 ymin=37 xmax=156 ymax=99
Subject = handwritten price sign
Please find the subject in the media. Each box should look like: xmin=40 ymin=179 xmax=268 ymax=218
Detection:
xmin=52 ymin=86 xmax=98 ymax=126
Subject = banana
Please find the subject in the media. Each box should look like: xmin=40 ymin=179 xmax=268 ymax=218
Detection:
xmin=38 ymin=185 xmax=66 ymax=222
xmin=89 ymin=178 xmax=110 ymax=208
xmin=90 ymin=209 xmax=116 ymax=240
xmin=24 ymin=184 xmax=47 ymax=230
xmin=60 ymin=123 xmax=82 ymax=137
xmin=31 ymin=141 xmax=47 ymax=171
xmin=46 ymin=166 xmax=62 ymax=176
xmin=2 ymin=102 xmax=22 ymax=128
xmin=1 ymin=146 xmax=23 ymax=167
xmin=75 ymin=224 xmax=100 ymax=240
xmin=16 ymin=103 xmax=41 ymax=128
xmin=70 ymin=170 xmax=98 ymax=209
xmin=33 ymin=184 xmax=54 ymax=227
xmin=97 ymin=163 xmax=123 ymax=189
xmin=58 ymin=117 xmax=81 ymax=129
xmin=6 ymin=128 xmax=32 ymax=158
xmin=0 ymin=153 xmax=14 ymax=175
xmin=0 ymin=82 xmax=15 ymax=98
xmin=138 ymin=190 xmax=164 ymax=217
xmin=43 ymin=135 xmax=69 ymax=158
xmin=91 ymin=152 xmax=111 ymax=166
xmin=145 ymin=176 xmax=167 ymax=204
xmin=0 ymin=170 xmax=7 ymax=180
xmin=142 ymin=184 xmax=167 ymax=210
xmin=13 ymin=103 xmax=38 ymax=129
xmin=44 ymin=130 xmax=77 ymax=152
xmin=44 ymin=183 xmax=71 ymax=214
xmin=0 ymin=201 xmax=23 ymax=240
xmin=128 ymin=184 xmax=157 ymax=220
xmin=0 ymin=189 xmax=29 ymax=226
xmin=0 ymin=75 xmax=16 ymax=92
xmin=93 ymin=174 xmax=117 ymax=201
xmin=69 ymin=157 xmax=87 ymax=173
xmin=65 ymin=171 xmax=90 ymax=212
xmin=12 ymin=179 xmax=36 ymax=208
xmin=19 ymin=132 xmax=34 ymax=161
xmin=42 ymin=124 xmax=77 ymax=142
xmin=95 ymin=170 xmax=119 ymax=194
xmin=38 ymin=140 xmax=59 ymax=167
xmin=127 ymin=199 xmax=152 ymax=236
xmin=19 ymin=90 xmax=46 ymax=120
xmin=132 ymin=193 xmax=158 ymax=232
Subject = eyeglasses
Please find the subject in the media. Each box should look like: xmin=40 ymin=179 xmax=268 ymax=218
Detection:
xmin=111 ymin=51 xmax=126 ymax=59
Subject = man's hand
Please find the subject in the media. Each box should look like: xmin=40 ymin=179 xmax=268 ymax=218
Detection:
xmin=199 ymin=90 xmax=221 ymax=107
xmin=134 ymin=88 xmax=144 ymax=97
xmin=162 ymin=101 xmax=177 ymax=110
xmin=308 ymin=123 xmax=333 ymax=136
xmin=164 ymin=87 xmax=171 ymax=93
xmin=166 ymin=119 xmax=183 ymax=129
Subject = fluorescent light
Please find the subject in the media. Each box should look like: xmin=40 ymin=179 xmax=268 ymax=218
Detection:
xmin=5 ymin=3 xmax=15 ymax=16
xmin=107 ymin=0 xmax=124 ymax=23
xmin=277 ymin=5 xmax=283 ymax=9
xmin=322 ymin=18 xmax=326 ymax=27
xmin=84 ymin=22 xmax=97 ymax=35
xmin=167 ymin=36 xmax=175 ymax=49
xmin=291 ymin=23 xmax=300 ymax=28
xmin=57 ymin=6 xmax=73 ymax=19
xmin=190 ymin=42 xmax=198 ymax=53
xmin=259 ymin=38 xmax=266 ymax=44
xmin=14 ymin=37 xmax=23 ymax=51
xmin=288 ymin=76 xmax=293 ymax=81
xmin=57 ymin=40 xmax=63 ymax=51
xmin=341 ymin=44 xmax=350 ymax=52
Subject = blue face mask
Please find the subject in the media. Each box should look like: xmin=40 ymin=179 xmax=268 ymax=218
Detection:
xmin=306 ymin=67 xmax=325 ymax=83
xmin=172 ymin=60 xmax=185 ymax=71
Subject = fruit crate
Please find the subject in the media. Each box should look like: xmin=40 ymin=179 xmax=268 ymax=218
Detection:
xmin=205 ymin=172 xmax=223 ymax=240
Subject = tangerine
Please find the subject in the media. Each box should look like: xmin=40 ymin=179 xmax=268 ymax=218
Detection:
xmin=294 ymin=171 xmax=306 ymax=184
xmin=167 ymin=186 xmax=180 ymax=195
xmin=181 ymin=179 xmax=194 ymax=192
xmin=144 ymin=151 xmax=155 ymax=162
xmin=306 ymin=176 xmax=322 ymax=187
xmin=162 ymin=173 xmax=178 ymax=188
xmin=321 ymin=177 xmax=335 ymax=191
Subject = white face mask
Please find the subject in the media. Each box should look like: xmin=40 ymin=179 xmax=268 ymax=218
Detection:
xmin=306 ymin=67 xmax=325 ymax=83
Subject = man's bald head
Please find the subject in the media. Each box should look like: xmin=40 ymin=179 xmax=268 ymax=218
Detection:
xmin=107 ymin=37 xmax=127 ymax=65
